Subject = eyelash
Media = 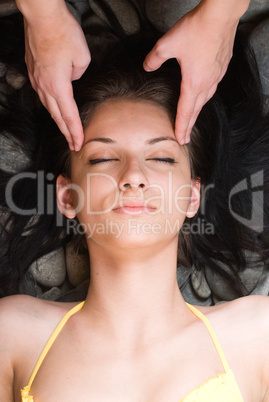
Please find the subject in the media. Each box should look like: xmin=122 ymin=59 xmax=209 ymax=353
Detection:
xmin=89 ymin=157 xmax=176 ymax=165
xmin=89 ymin=158 xmax=118 ymax=165
xmin=148 ymin=158 xmax=176 ymax=164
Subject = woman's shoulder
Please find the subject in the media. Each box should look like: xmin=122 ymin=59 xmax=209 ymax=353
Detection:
xmin=199 ymin=294 xmax=269 ymax=320
xmin=212 ymin=294 xmax=269 ymax=325
xmin=0 ymin=294 xmax=76 ymax=358
xmin=226 ymin=296 xmax=269 ymax=397
xmin=0 ymin=294 xmax=76 ymax=332
xmin=203 ymin=295 xmax=269 ymax=399
xmin=198 ymin=295 xmax=269 ymax=338
xmin=220 ymin=295 xmax=269 ymax=356
xmin=0 ymin=294 xmax=78 ymax=399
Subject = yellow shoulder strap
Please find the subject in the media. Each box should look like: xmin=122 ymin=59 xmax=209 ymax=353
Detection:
xmin=27 ymin=301 xmax=85 ymax=389
xmin=186 ymin=303 xmax=230 ymax=373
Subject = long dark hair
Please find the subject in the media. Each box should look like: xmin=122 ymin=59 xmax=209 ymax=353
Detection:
xmin=0 ymin=5 xmax=268 ymax=297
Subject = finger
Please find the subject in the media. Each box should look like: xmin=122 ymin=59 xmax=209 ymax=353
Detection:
xmin=55 ymin=87 xmax=84 ymax=151
xmin=174 ymin=82 xmax=200 ymax=144
xmin=177 ymin=86 xmax=217 ymax=144
xmin=27 ymin=72 xmax=38 ymax=94
xmin=178 ymin=93 xmax=209 ymax=144
xmin=143 ymin=38 xmax=170 ymax=72
xmin=71 ymin=50 xmax=91 ymax=81
xmin=45 ymin=95 xmax=75 ymax=150
xmin=183 ymin=108 xmax=202 ymax=143
xmin=36 ymin=76 xmax=83 ymax=150
xmin=206 ymin=82 xmax=218 ymax=102
xmin=175 ymin=76 xmax=220 ymax=144
xmin=37 ymin=89 xmax=49 ymax=110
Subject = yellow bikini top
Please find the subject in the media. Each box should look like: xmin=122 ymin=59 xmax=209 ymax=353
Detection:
xmin=21 ymin=302 xmax=244 ymax=402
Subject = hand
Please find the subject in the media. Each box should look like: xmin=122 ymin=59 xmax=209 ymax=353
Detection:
xmin=23 ymin=7 xmax=91 ymax=151
xmin=143 ymin=4 xmax=238 ymax=144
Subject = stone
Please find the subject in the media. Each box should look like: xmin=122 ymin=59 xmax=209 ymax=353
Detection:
xmin=145 ymin=0 xmax=269 ymax=33
xmin=88 ymin=0 xmax=141 ymax=35
xmin=57 ymin=279 xmax=90 ymax=302
xmin=248 ymin=265 xmax=269 ymax=296
xmin=181 ymin=279 xmax=212 ymax=306
xmin=264 ymin=96 xmax=269 ymax=114
xmin=0 ymin=62 xmax=7 ymax=78
xmin=65 ymin=241 xmax=90 ymax=287
xmin=0 ymin=135 xmax=30 ymax=173
xmin=66 ymin=1 xmax=81 ymax=23
xmin=83 ymin=14 xmax=121 ymax=63
xmin=240 ymin=0 xmax=269 ymax=23
xmin=60 ymin=278 xmax=74 ymax=294
xmin=0 ymin=0 xmax=18 ymax=17
xmin=249 ymin=18 xmax=269 ymax=97
xmin=177 ymin=264 xmax=193 ymax=288
xmin=18 ymin=270 xmax=43 ymax=297
xmin=191 ymin=268 xmax=212 ymax=299
xmin=29 ymin=248 xmax=66 ymax=287
xmin=41 ymin=287 xmax=63 ymax=301
xmin=6 ymin=69 xmax=27 ymax=90
xmin=204 ymin=252 xmax=265 ymax=301
xmin=67 ymin=0 xmax=90 ymax=18
xmin=145 ymin=0 xmax=199 ymax=32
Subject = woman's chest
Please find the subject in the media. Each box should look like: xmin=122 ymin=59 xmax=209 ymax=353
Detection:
xmin=16 ymin=335 xmax=250 ymax=402
xmin=15 ymin=312 xmax=260 ymax=402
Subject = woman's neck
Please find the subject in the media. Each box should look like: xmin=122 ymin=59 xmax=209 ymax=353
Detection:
xmin=82 ymin=238 xmax=191 ymax=349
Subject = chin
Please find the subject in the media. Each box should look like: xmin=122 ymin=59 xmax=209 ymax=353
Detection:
xmin=83 ymin=215 xmax=183 ymax=249
xmin=88 ymin=228 xmax=176 ymax=252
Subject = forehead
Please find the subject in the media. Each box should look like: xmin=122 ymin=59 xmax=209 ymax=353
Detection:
xmin=83 ymin=99 xmax=176 ymax=146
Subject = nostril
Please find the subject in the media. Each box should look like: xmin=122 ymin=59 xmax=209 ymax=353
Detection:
xmin=122 ymin=183 xmax=146 ymax=189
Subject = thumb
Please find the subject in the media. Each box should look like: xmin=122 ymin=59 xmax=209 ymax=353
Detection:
xmin=143 ymin=40 xmax=169 ymax=72
xmin=71 ymin=50 xmax=91 ymax=81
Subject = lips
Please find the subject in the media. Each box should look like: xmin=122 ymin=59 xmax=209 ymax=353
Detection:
xmin=113 ymin=200 xmax=156 ymax=215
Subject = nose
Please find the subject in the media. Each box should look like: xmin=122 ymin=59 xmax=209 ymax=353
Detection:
xmin=119 ymin=159 xmax=149 ymax=192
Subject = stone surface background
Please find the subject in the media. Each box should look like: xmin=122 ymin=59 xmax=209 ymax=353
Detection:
xmin=0 ymin=0 xmax=268 ymax=303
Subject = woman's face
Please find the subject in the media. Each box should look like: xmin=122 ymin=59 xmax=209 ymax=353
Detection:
xmin=58 ymin=99 xmax=200 ymax=249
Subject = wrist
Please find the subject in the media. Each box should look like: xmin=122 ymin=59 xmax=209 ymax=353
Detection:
xmin=198 ymin=0 xmax=250 ymax=24
xmin=15 ymin=0 xmax=68 ymax=21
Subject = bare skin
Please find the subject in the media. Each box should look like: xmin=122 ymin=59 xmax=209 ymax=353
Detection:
xmin=16 ymin=0 xmax=91 ymax=151
xmin=15 ymin=0 xmax=250 ymax=149
xmin=1 ymin=100 xmax=269 ymax=401
xmin=1 ymin=294 xmax=269 ymax=401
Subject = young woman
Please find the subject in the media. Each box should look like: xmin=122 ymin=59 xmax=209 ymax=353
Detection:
xmin=0 ymin=10 xmax=269 ymax=402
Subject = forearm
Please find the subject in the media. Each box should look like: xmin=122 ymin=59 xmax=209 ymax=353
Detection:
xmin=15 ymin=0 xmax=68 ymax=20
xmin=198 ymin=0 xmax=251 ymax=23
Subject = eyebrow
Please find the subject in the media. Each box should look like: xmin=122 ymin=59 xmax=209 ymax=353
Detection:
xmin=146 ymin=136 xmax=178 ymax=145
xmin=82 ymin=137 xmax=116 ymax=148
xmin=82 ymin=136 xmax=178 ymax=149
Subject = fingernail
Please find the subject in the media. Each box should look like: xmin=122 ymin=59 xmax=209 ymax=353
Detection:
xmin=143 ymin=62 xmax=150 ymax=72
xmin=69 ymin=143 xmax=74 ymax=151
xmin=185 ymin=136 xmax=190 ymax=143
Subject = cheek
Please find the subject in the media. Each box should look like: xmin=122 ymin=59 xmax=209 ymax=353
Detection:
xmin=173 ymin=159 xmax=193 ymax=212
xmin=71 ymin=174 xmax=119 ymax=215
xmin=173 ymin=186 xmax=192 ymax=217
xmin=149 ymin=167 xmax=192 ymax=216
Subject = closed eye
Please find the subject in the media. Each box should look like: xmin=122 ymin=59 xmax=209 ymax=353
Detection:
xmin=147 ymin=158 xmax=177 ymax=164
xmin=89 ymin=158 xmax=119 ymax=165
